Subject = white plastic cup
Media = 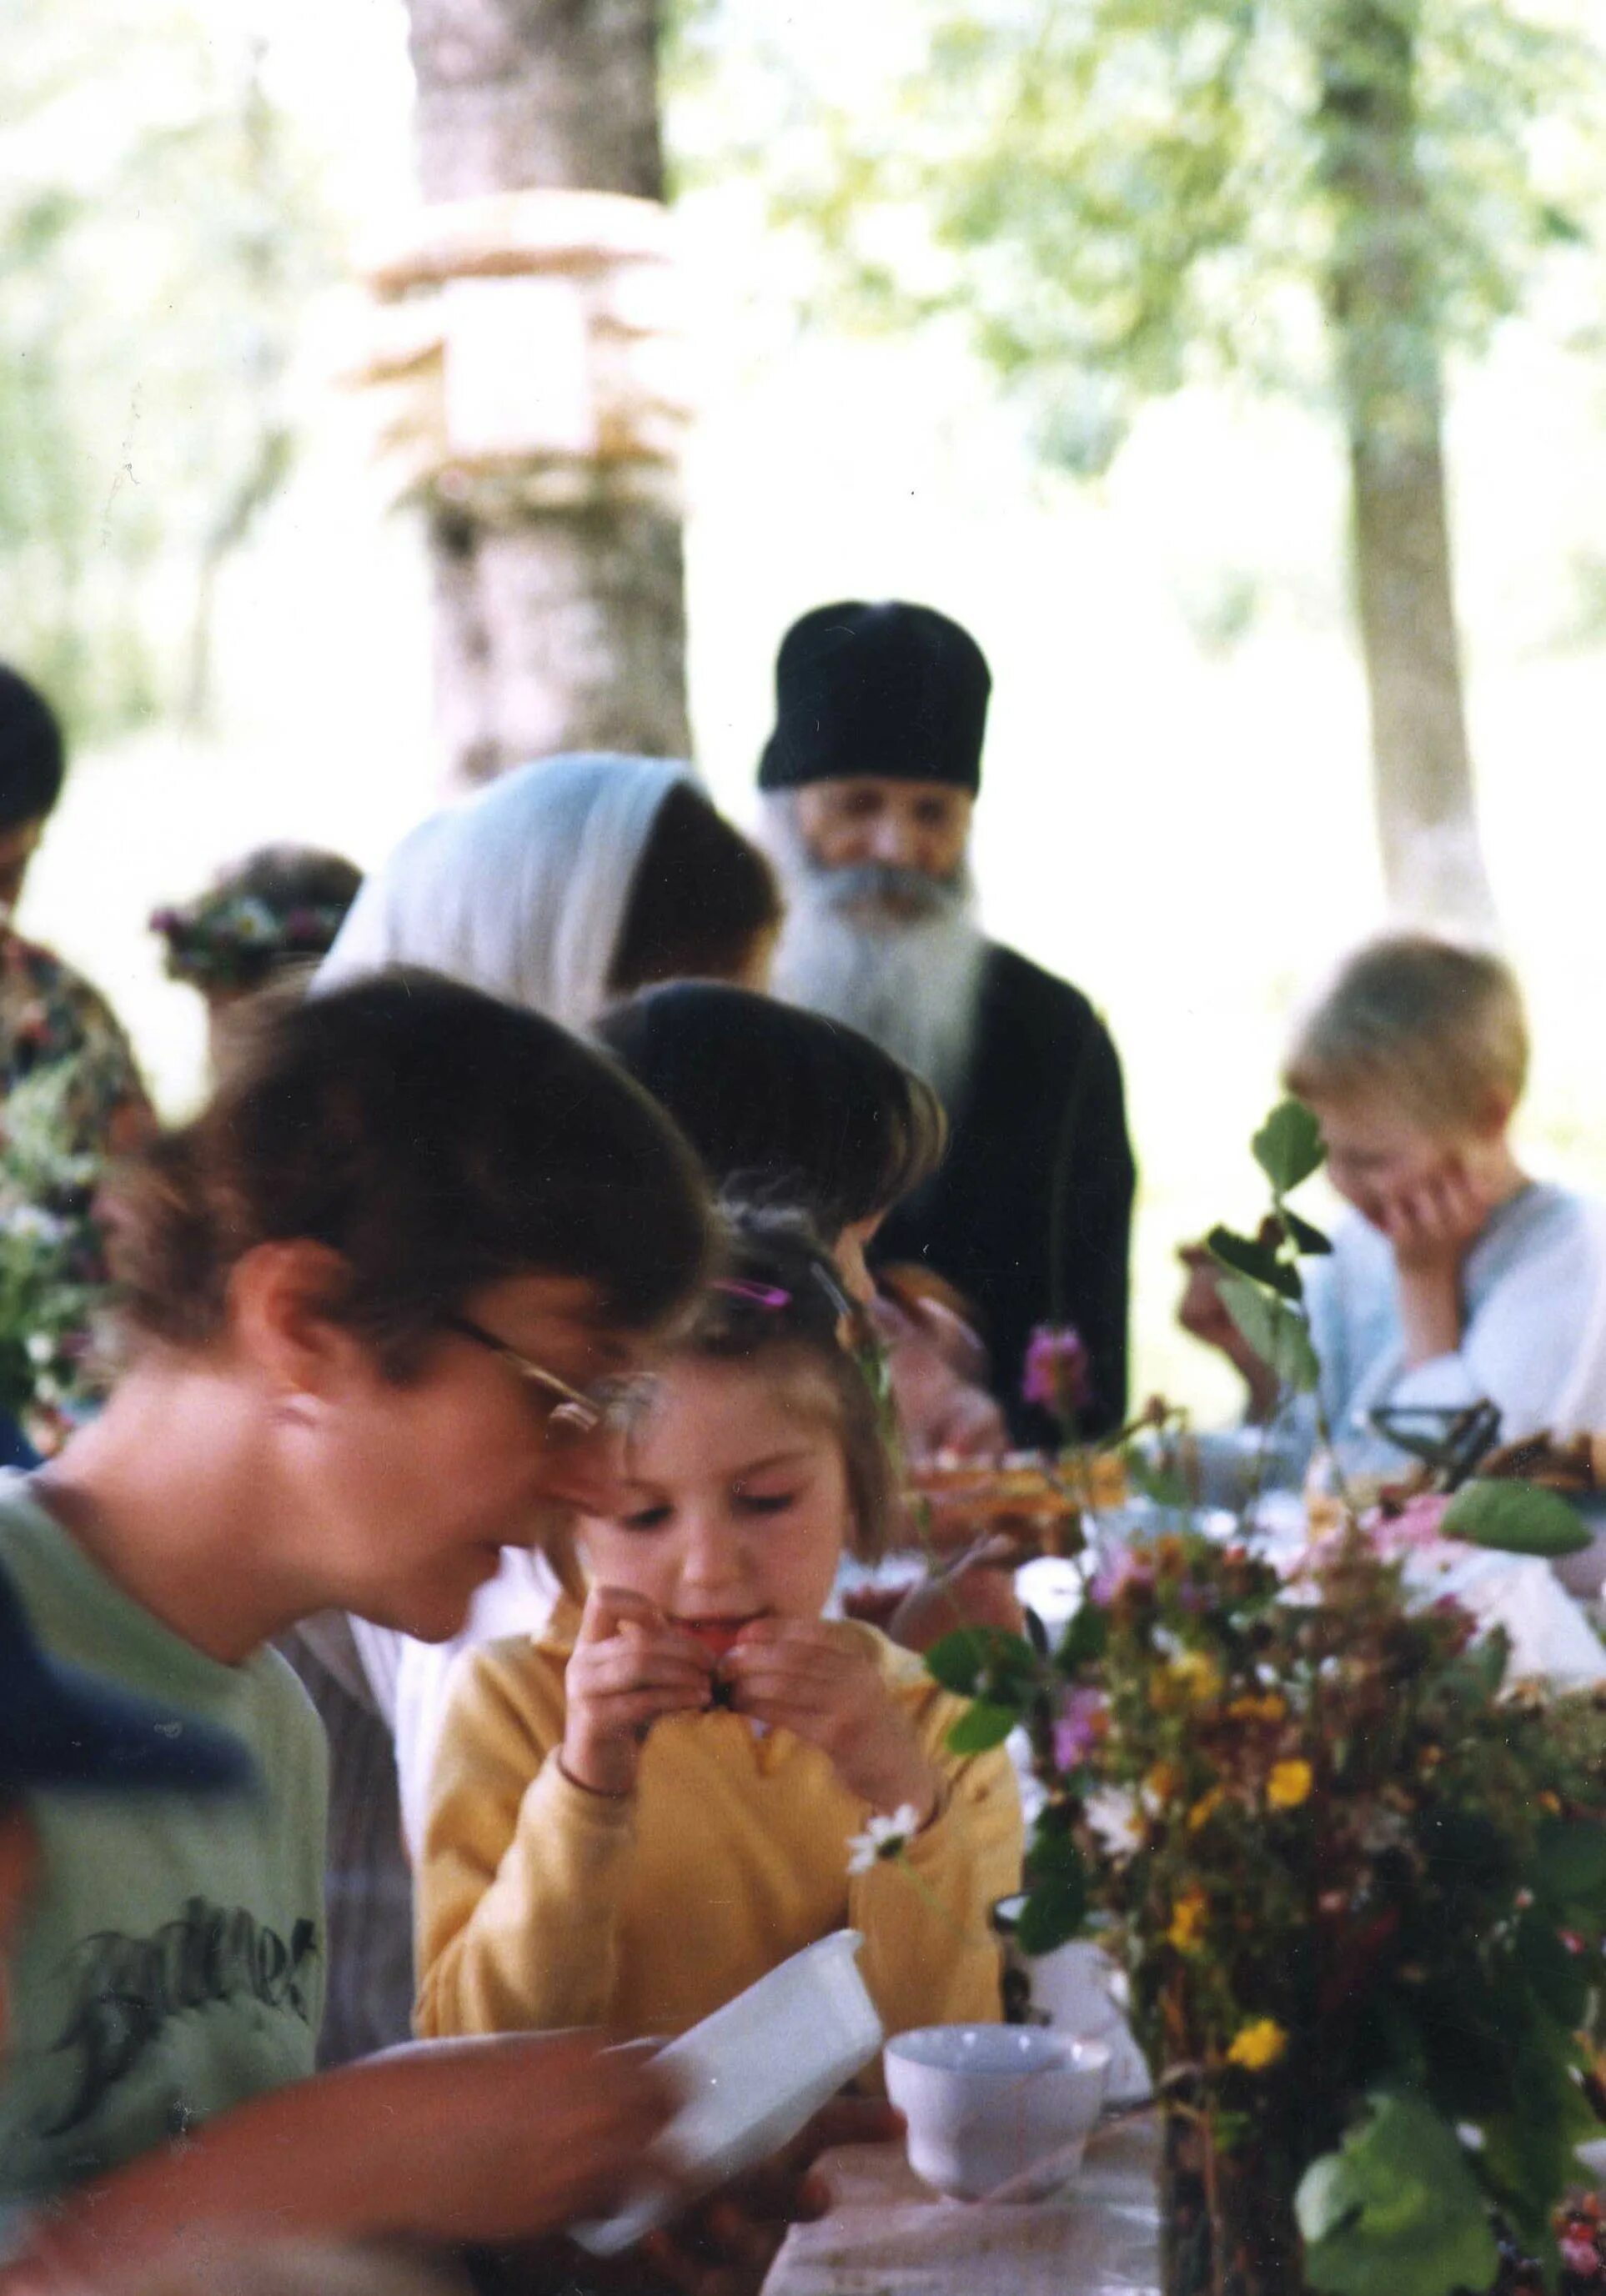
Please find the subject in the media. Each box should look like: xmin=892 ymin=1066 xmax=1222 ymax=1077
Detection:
xmin=884 ymin=2024 xmax=1111 ymax=2202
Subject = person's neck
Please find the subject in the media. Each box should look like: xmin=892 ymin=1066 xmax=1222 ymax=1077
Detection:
xmin=32 ymin=1364 xmax=309 ymax=1667
xmin=1473 ymin=1138 xmax=1528 ymax=1211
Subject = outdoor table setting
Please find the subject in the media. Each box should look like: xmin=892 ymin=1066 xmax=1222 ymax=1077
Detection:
xmin=761 ymin=2114 xmax=1163 ymax=2296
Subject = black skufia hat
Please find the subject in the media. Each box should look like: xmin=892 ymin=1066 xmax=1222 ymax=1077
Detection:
xmin=0 ymin=1563 xmax=254 ymax=1797
xmin=757 ymin=601 xmax=991 ymax=795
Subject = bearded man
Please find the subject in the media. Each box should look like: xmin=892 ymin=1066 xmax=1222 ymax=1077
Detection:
xmin=761 ymin=599 xmax=1136 ymax=1443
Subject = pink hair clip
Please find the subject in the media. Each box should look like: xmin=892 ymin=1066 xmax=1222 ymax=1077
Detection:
xmin=714 ymin=1279 xmax=793 ymax=1310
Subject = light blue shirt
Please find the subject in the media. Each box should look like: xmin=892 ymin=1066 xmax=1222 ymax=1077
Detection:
xmin=1295 ymin=1181 xmax=1606 ymax=1480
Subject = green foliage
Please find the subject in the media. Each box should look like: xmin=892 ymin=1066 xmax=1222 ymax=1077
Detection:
xmin=0 ymin=0 xmax=333 ymax=739
xmin=944 ymin=1699 xmax=1018 ymax=1753
xmin=1296 ymin=2089 xmax=1499 ymax=2296
xmin=925 ymin=1624 xmax=1038 ymax=1701
xmin=680 ymin=0 xmax=1606 ymax=471
xmin=1216 ymin=1269 xmax=1322 ymax=1394
xmin=1440 ymin=1476 xmax=1593 ymax=1557
xmin=1252 ymin=1097 xmax=1327 ymax=1197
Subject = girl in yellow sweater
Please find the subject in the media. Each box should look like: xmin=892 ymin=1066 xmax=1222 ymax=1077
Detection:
xmin=415 ymin=1214 xmax=1023 ymax=2050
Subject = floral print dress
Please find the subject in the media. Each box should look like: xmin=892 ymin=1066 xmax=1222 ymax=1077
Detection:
xmin=0 ymin=935 xmax=151 ymax=1452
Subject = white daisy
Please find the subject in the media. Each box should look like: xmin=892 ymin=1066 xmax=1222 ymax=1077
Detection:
xmin=846 ymin=1802 xmax=922 ymax=1876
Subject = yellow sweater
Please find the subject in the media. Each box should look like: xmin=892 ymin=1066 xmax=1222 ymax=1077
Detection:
xmin=415 ymin=1614 xmax=1022 ymax=2053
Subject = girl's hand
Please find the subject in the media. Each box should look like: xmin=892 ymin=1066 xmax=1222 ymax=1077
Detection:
xmin=563 ymin=1585 xmax=714 ymax=1798
xmin=723 ymin=1620 xmax=941 ymax=1825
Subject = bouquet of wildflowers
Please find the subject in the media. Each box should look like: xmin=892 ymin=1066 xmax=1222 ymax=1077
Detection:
xmin=926 ymin=1104 xmax=1606 ymax=2296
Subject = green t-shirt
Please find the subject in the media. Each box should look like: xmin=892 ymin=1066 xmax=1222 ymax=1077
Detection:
xmin=0 ymin=1486 xmax=329 ymax=2202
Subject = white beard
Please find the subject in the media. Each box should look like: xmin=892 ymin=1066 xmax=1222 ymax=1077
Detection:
xmin=764 ymin=796 xmax=988 ymax=1110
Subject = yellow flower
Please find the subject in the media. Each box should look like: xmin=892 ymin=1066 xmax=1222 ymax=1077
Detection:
xmin=1187 ymin=1787 xmax=1226 ymax=1834
xmin=1167 ymin=1887 xmax=1209 ymax=1953
xmin=1267 ymin=1759 xmax=1313 ymax=1811
xmin=1539 ymin=1790 xmax=1562 ymax=1814
xmin=1167 ymin=1652 xmax=1223 ymax=1707
xmin=1227 ymin=1693 xmax=1287 ymax=1724
xmin=1145 ymin=1762 xmax=1182 ymax=1803
xmin=1227 ymin=2018 xmax=1287 ymax=2072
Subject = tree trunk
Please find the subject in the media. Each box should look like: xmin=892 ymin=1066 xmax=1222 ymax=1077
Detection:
xmin=403 ymin=0 xmax=690 ymax=784
xmin=1315 ymin=0 xmax=1496 ymax=935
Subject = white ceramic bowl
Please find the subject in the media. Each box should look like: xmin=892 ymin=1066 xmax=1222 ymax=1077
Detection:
xmin=884 ymin=2024 xmax=1111 ymax=2202
xmin=574 ymin=1929 xmax=883 ymax=2254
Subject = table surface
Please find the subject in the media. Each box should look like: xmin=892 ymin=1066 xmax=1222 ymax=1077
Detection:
xmin=761 ymin=2118 xmax=1162 ymax=2296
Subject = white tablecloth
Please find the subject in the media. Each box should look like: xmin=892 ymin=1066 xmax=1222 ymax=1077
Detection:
xmin=762 ymin=2121 xmax=1162 ymax=2296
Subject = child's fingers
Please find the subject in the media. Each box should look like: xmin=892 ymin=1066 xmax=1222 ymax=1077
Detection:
xmin=725 ymin=1680 xmax=836 ymax=1727
xmin=724 ymin=1642 xmax=866 ymax=1703
xmin=578 ymin=1685 xmax=710 ymax=1734
xmin=578 ymin=1583 xmax=671 ymax=1646
xmin=572 ymin=1647 xmax=712 ymax=1702
xmin=732 ymin=1617 xmax=859 ymax=1657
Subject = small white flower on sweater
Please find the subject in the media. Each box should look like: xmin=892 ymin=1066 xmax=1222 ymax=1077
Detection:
xmin=846 ymin=1803 xmax=922 ymax=1876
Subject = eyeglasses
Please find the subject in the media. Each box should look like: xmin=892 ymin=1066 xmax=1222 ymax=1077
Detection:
xmin=444 ymin=1315 xmax=645 ymax=1439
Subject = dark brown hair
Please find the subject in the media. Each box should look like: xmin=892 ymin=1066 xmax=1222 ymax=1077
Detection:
xmin=597 ymin=981 xmax=946 ymax=1241
xmin=607 ymin=785 xmax=781 ymax=995
xmin=111 ymin=971 xmax=711 ymax=1371
xmin=670 ymin=1207 xmax=898 ymax=1561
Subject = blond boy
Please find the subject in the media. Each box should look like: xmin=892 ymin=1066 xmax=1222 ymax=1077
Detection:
xmin=1184 ymin=935 xmax=1606 ymax=1477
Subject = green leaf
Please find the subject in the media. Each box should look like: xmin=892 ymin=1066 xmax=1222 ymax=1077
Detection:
xmin=925 ymin=1626 xmax=1036 ymax=1698
xmin=946 ymin=1699 xmax=1018 ymax=1753
xmin=1217 ymin=1273 xmax=1321 ymax=1394
xmin=1026 ymin=1824 xmax=1085 ymax=1887
xmin=1513 ymin=1910 xmax=1589 ymax=2029
xmin=1439 ymin=1479 xmax=1591 ymax=1558
xmin=1252 ymin=1099 xmax=1326 ymax=1196
xmin=1478 ymin=2017 xmax=1598 ymax=2254
xmin=1014 ymin=1872 xmax=1087 ymax=1954
xmin=1533 ymin=1816 xmax=1606 ymax=1911
xmin=1207 ymin=1223 xmax=1300 ymax=1301
xmin=1056 ymin=1599 xmax=1108 ymax=1670
xmin=1123 ymin=1446 xmax=1190 ymax=1508
xmin=1282 ymin=1207 xmax=1333 ymax=1256
xmin=1297 ymin=2091 xmax=1498 ymax=2296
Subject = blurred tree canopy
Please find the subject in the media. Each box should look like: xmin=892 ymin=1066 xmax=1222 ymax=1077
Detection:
xmin=0 ymin=0 xmax=331 ymax=744
xmin=675 ymin=0 xmax=1606 ymax=925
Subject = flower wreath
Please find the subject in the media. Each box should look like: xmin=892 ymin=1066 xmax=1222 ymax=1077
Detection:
xmin=150 ymin=891 xmax=353 ymax=991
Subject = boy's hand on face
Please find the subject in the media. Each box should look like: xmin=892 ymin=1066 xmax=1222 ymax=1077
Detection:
xmin=562 ymin=1586 xmax=714 ymax=1797
xmin=1373 ymin=1152 xmax=1494 ymax=1275
xmin=722 ymin=1620 xmax=941 ymax=1826
xmin=1372 ymin=1153 xmax=1499 ymax=1367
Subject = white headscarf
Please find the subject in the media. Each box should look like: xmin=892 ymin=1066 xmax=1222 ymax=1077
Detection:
xmin=317 ymin=752 xmax=695 ymax=1029
xmin=316 ymin=751 xmax=698 ymax=1828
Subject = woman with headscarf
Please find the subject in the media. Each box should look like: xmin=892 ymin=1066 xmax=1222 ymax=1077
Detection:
xmin=319 ymin=753 xmax=778 ymax=1022
xmin=304 ymin=754 xmax=780 ymax=2062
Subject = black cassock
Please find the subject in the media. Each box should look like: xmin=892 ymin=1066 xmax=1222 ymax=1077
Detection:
xmin=871 ymin=940 xmax=1136 ymax=1445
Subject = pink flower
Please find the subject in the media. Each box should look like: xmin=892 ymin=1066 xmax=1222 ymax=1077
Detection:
xmin=1051 ymin=1687 xmax=1107 ymax=1772
xmin=1369 ymin=1492 xmax=1453 ymax=1557
xmin=1560 ymin=2232 xmax=1599 ymax=2276
xmin=1023 ymin=1326 xmax=1092 ymax=1416
xmin=1089 ymin=1549 xmax=1156 ymax=1607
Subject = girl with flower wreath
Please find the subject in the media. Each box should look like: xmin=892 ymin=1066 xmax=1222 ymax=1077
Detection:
xmin=151 ymin=845 xmax=364 ymax=1073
